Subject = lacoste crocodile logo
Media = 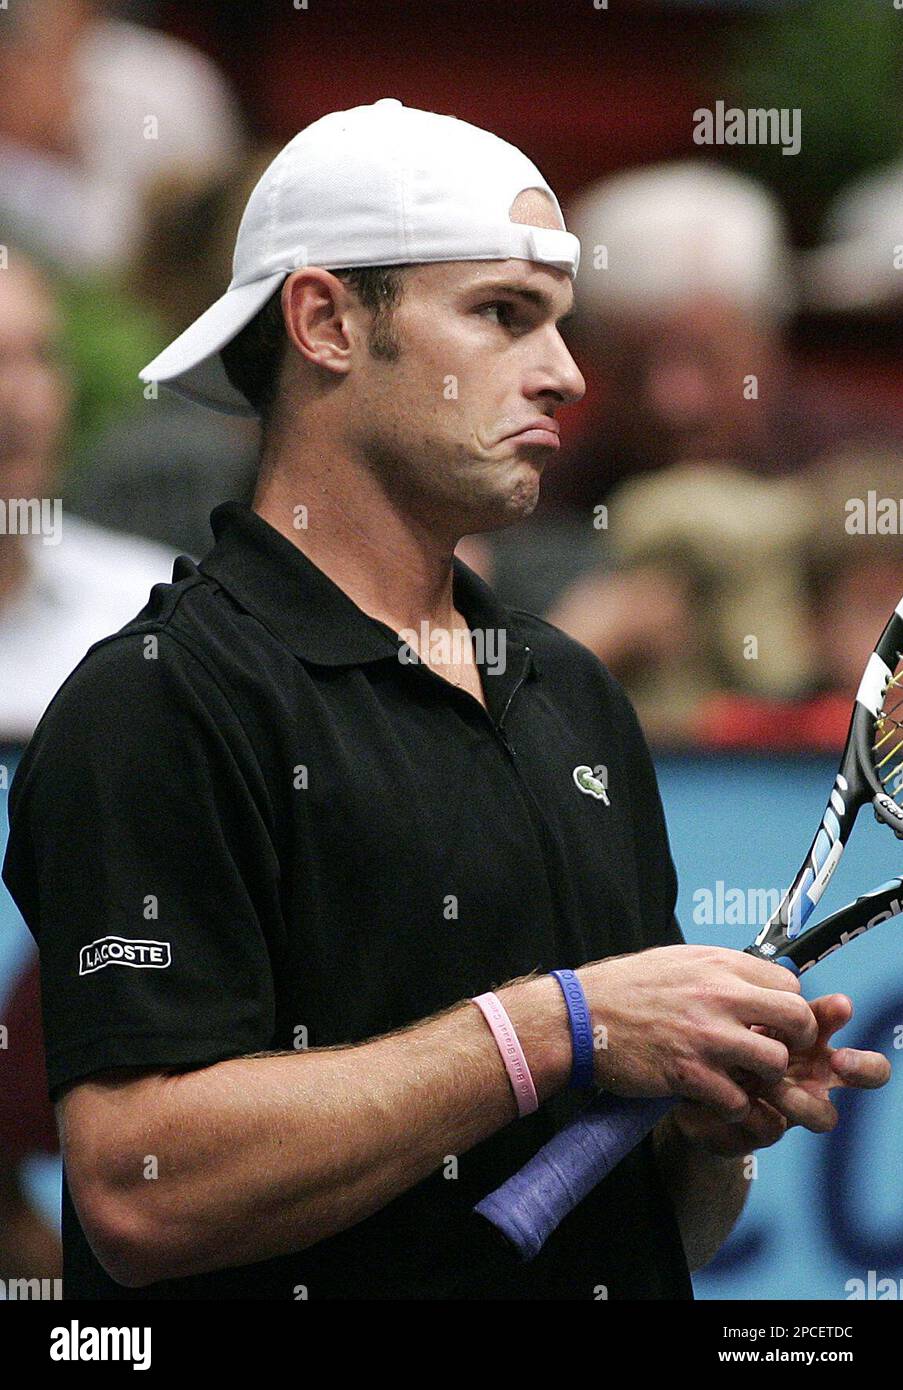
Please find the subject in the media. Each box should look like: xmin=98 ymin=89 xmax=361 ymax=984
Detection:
xmin=573 ymin=765 xmax=610 ymax=805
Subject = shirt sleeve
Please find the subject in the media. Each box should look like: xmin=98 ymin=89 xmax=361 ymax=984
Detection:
xmin=1 ymin=630 xmax=281 ymax=1100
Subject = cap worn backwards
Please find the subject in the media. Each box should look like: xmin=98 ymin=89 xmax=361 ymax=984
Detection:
xmin=138 ymin=98 xmax=580 ymax=416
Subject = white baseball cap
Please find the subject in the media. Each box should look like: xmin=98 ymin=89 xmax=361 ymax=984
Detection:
xmin=139 ymin=98 xmax=580 ymax=416
xmin=566 ymin=161 xmax=793 ymax=321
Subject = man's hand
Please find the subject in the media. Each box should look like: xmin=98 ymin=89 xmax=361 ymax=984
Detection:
xmin=666 ymin=993 xmax=892 ymax=1157
xmin=577 ymin=945 xmax=817 ymax=1117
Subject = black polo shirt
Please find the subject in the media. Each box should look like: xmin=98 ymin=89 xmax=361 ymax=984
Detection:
xmin=2 ymin=500 xmax=692 ymax=1300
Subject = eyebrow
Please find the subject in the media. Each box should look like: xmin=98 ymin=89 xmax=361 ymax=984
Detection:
xmin=467 ymin=279 xmax=575 ymax=324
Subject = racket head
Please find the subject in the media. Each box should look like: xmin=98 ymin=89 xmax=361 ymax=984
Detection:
xmin=750 ymin=598 xmax=903 ymax=965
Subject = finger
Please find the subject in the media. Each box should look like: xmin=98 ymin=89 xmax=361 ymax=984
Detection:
xmin=830 ymin=1047 xmax=892 ymax=1089
xmin=677 ymin=1096 xmax=787 ymax=1155
xmin=719 ymin=1033 xmax=789 ymax=1087
xmin=808 ymin=994 xmax=854 ymax=1046
xmin=735 ymin=1097 xmax=788 ymax=1150
xmin=765 ymin=1081 xmax=838 ymax=1133
xmin=745 ymin=988 xmax=819 ymax=1050
xmin=731 ymin=1075 xmax=790 ymax=1136
xmin=678 ymin=1064 xmax=753 ymax=1123
xmin=730 ymin=956 xmax=805 ymax=995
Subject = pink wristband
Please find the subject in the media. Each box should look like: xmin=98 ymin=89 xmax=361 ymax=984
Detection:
xmin=471 ymin=991 xmax=539 ymax=1117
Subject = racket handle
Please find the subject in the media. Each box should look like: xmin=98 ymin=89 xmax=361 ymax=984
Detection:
xmin=474 ymin=1093 xmax=676 ymax=1259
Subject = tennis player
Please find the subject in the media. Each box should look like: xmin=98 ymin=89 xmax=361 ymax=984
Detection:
xmin=2 ymin=100 xmax=889 ymax=1300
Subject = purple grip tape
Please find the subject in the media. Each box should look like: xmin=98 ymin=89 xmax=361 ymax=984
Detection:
xmin=474 ymin=1094 xmax=676 ymax=1260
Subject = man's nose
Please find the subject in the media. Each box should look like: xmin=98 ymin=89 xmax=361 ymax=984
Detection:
xmin=539 ymin=337 xmax=586 ymax=408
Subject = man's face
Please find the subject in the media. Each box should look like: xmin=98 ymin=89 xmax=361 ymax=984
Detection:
xmin=592 ymin=298 xmax=778 ymax=468
xmin=343 ymin=201 xmax=585 ymax=537
xmin=0 ymin=263 xmax=69 ymax=499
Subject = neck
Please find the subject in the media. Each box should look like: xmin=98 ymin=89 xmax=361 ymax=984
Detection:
xmin=253 ymin=441 xmax=468 ymax=637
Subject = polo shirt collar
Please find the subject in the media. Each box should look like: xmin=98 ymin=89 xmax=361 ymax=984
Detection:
xmin=198 ymin=502 xmax=541 ymax=683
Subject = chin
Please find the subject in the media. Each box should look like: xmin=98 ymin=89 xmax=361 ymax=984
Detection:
xmin=509 ymin=462 xmax=543 ymax=512
xmin=488 ymin=482 xmax=541 ymax=532
xmin=455 ymin=455 xmax=543 ymax=533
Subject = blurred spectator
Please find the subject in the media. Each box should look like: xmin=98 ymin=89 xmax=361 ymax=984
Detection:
xmin=0 ymin=248 xmax=180 ymax=740
xmin=530 ymin=160 xmax=903 ymax=744
xmin=487 ymin=162 xmax=803 ymax=618
xmin=541 ymin=160 xmax=901 ymax=518
xmin=0 ymin=0 xmax=245 ymax=278
xmin=547 ymin=463 xmax=817 ymax=745
xmin=556 ymin=446 xmax=903 ymax=751
xmin=0 ymin=244 xmax=179 ymax=1278
xmin=698 ymin=449 xmax=903 ymax=752
xmin=803 ymin=158 xmax=903 ymax=315
xmin=65 ymin=151 xmax=274 ymax=555
xmin=802 ymin=449 xmax=903 ymax=696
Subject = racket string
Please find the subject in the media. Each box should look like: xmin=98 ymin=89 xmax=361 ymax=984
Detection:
xmin=874 ymin=667 xmax=903 ymax=801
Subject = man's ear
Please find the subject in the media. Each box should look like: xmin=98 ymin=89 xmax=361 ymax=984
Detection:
xmin=282 ymin=268 xmax=354 ymax=375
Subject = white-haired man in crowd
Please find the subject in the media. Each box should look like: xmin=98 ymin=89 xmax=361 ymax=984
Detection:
xmin=488 ymin=162 xmax=803 ymax=619
xmin=528 ymin=161 xmax=900 ymax=726
xmin=542 ymin=161 xmax=802 ymax=516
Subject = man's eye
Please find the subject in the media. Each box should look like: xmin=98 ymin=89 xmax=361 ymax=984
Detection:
xmin=480 ymin=302 xmax=517 ymax=327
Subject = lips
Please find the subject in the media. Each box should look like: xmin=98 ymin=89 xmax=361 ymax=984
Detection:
xmin=506 ymin=418 xmax=561 ymax=448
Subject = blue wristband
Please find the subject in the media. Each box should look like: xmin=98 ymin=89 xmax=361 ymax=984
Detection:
xmin=549 ymin=969 xmax=595 ymax=1090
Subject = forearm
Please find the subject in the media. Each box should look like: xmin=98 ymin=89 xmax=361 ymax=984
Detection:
xmin=652 ymin=1111 xmax=749 ymax=1272
xmin=64 ymin=974 xmax=571 ymax=1285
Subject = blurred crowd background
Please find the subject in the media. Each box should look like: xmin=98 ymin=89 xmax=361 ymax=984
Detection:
xmin=1 ymin=0 xmax=901 ymax=1289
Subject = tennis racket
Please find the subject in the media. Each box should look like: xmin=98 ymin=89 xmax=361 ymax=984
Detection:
xmin=474 ymin=596 xmax=903 ymax=1260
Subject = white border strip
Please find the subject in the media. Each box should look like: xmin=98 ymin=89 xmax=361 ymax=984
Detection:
xmin=857 ymin=651 xmax=892 ymax=717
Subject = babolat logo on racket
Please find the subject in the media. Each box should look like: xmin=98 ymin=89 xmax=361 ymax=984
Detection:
xmin=79 ymin=937 xmax=172 ymax=976
xmin=573 ymin=765 xmax=609 ymax=804
xmin=797 ymin=902 xmax=903 ymax=973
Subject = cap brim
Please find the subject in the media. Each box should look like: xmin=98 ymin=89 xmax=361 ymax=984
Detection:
xmin=138 ymin=272 xmax=287 ymax=416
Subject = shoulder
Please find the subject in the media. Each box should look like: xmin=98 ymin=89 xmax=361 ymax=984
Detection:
xmin=17 ymin=591 xmax=243 ymax=778
xmin=6 ymin=609 xmax=275 ymax=859
xmin=11 ymin=553 xmax=290 ymax=809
